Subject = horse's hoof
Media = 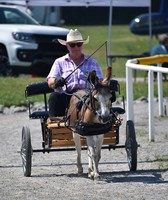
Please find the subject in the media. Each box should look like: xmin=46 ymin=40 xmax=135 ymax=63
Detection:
xmin=88 ymin=172 xmax=94 ymax=180
xmin=88 ymin=173 xmax=101 ymax=181
xmin=77 ymin=167 xmax=83 ymax=175
xmin=94 ymin=175 xmax=101 ymax=181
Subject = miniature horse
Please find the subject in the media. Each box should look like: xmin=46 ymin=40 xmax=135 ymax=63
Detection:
xmin=66 ymin=66 xmax=112 ymax=180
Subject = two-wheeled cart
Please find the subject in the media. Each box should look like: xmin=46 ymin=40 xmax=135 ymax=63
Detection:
xmin=20 ymin=81 xmax=138 ymax=177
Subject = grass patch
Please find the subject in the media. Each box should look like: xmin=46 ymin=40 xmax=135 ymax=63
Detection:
xmin=0 ymin=25 xmax=167 ymax=106
xmin=0 ymin=77 xmax=45 ymax=106
xmin=0 ymin=77 xmax=168 ymax=106
xmin=116 ymin=81 xmax=168 ymax=100
xmin=63 ymin=25 xmax=157 ymax=76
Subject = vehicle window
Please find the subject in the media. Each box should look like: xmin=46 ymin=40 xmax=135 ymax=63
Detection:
xmin=152 ymin=16 xmax=164 ymax=26
xmin=4 ymin=10 xmax=27 ymax=24
xmin=0 ymin=7 xmax=39 ymax=25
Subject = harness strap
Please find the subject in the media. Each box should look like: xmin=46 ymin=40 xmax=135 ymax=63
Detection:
xmin=73 ymin=92 xmax=97 ymax=116
xmin=76 ymin=94 xmax=88 ymax=120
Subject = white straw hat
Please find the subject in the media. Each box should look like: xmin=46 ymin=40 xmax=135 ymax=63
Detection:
xmin=58 ymin=29 xmax=89 ymax=45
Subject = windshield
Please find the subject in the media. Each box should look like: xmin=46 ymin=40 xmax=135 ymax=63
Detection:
xmin=0 ymin=7 xmax=39 ymax=25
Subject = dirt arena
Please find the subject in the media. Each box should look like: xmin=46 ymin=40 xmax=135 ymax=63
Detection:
xmin=0 ymin=101 xmax=168 ymax=200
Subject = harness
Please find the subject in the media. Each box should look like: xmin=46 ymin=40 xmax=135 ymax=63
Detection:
xmin=65 ymin=89 xmax=113 ymax=136
xmin=74 ymin=121 xmax=113 ymax=136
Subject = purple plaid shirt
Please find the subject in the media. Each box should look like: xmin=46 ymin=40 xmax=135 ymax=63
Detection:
xmin=47 ymin=53 xmax=104 ymax=92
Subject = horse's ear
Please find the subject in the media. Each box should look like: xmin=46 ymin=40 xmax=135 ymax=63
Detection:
xmin=101 ymin=66 xmax=112 ymax=85
xmin=87 ymin=70 xmax=99 ymax=87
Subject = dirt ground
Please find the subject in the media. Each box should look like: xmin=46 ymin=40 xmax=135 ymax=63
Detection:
xmin=0 ymin=101 xmax=168 ymax=200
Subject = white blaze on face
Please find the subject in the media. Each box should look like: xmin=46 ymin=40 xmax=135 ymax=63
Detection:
xmin=94 ymin=88 xmax=112 ymax=121
xmin=100 ymin=93 xmax=111 ymax=116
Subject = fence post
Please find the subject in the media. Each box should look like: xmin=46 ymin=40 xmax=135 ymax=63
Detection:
xmin=126 ymin=66 xmax=134 ymax=122
xmin=126 ymin=55 xmax=168 ymax=142
xmin=148 ymin=70 xmax=155 ymax=142
xmin=157 ymin=63 xmax=164 ymax=116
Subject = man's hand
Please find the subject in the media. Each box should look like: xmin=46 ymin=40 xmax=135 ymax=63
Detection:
xmin=54 ymin=76 xmax=66 ymax=87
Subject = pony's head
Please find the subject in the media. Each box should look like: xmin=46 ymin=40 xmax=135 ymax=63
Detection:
xmin=86 ymin=66 xmax=112 ymax=123
xmin=66 ymin=66 xmax=113 ymax=134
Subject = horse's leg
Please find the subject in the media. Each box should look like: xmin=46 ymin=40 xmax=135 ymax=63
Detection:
xmin=88 ymin=143 xmax=93 ymax=177
xmin=72 ymin=132 xmax=83 ymax=175
xmin=86 ymin=136 xmax=100 ymax=180
xmin=94 ymin=134 xmax=104 ymax=172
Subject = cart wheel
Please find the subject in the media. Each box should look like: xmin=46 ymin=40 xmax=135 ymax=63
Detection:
xmin=125 ymin=120 xmax=137 ymax=171
xmin=20 ymin=126 xmax=32 ymax=177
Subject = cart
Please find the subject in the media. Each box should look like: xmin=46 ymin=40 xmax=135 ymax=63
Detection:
xmin=20 ymin=81 xmax=138 ymax=177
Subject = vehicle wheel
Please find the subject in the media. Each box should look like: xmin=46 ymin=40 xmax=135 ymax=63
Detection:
xmin=20 ymin=126 xmax=32 ymax=177
xmin=125 ymin=120 xmax=137 ymax=171
xmin=0 ymin=47 xmax=11 ymax=76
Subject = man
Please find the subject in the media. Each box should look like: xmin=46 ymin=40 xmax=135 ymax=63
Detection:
xmin=150 ymin=34 xmax=168 ymax=81
xmin=47 ymin=29 xmax=103 ymax=117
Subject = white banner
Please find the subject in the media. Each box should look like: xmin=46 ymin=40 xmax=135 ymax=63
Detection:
xmin=0 ymin=0 xmax=151 ymax=7
xmin=0 ymin=0 xmax=26 ymax=5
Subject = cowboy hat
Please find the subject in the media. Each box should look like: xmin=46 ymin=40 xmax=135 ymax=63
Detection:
xmin=58 ymin=29 xmax=89 ymax=45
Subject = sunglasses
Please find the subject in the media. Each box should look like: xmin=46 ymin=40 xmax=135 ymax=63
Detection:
xmin=68 ymin=42 xmax=83 ymax=48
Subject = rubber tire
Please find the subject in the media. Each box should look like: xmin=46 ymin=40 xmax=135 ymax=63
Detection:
xmin=125 ymin=120 xmax=137 ymax=171
xmin=0 ymin=46 xmax=11 ymax=76
xmin=20 ymin=126 xmax=32 ymax=177
xmin=0 ymin=56 xmax=11 ymax=76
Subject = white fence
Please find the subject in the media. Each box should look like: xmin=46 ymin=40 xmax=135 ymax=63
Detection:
xmin=126 ymin=55 xmax=168 ymax=142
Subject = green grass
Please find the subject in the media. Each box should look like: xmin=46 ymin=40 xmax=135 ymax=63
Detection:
xmin=118 ymin=81 xmax=168 ymax=100
xmin=0 ymin=77 xmax=45 ymax=106
xmin=0 ymin=25 xmax=167 ymax=106
xmin=0 ymin=77 xmax=168 ymax=107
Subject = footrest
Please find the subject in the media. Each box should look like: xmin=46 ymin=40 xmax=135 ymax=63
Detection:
xmin=47 ymin=116 xmax=67 ymax=128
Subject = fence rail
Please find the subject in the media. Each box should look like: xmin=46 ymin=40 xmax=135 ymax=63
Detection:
xmin=126 ymin=55 xmax=168 ymax=142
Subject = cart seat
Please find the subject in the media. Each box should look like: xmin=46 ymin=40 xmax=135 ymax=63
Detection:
xmin=25 ymin=82 xmax=54 ymax=120
xmin=26 ymin=82 xmax=53 ymax=96
xmin=29 ymin=111 xmax=49 ymax=119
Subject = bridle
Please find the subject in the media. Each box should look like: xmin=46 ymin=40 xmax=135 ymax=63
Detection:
xmin=73 ymin=89 xmax=98 ymax=118
xmin=67 ymin=87 xmax=113 ymax=136
xmin=66 ymin=84 xmax=112 ymax=123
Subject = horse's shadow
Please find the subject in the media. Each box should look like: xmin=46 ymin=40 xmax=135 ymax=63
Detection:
xmin=100 ymin=169 xmax=168 ymax=184
xmin=31 ymin=163 xmax=168 ymax=184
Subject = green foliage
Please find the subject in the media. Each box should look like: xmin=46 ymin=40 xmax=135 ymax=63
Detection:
xmin=0 ymin=77 xmax=45 ymax=106
xmin=0 ymin=77 xmax=167 ymax=106
xmin=0 ymin=25 xmax=167 ymax=106
xmin=64 ymin=25 xmax=158 ymax=76
xmin=117 ymin=81 xmax=168 ymax=100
